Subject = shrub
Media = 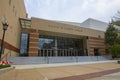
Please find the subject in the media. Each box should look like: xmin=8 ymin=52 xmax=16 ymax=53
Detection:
xmin=0 ymin=65 xmax=11 ymax=69
xmin=110 ymin=45 xmax=120 ymax=58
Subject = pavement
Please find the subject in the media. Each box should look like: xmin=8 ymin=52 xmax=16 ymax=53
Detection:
xmin=86 ymin=72 xmax=120 ymax=80
xmin=0 ymin=61 xmax=120 ymax=80
xmin=0 ymin=68 xmax=48 ymax=80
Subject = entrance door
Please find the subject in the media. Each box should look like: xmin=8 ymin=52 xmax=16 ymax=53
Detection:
xmin=94 ymin=48 xmax=99 ymax=56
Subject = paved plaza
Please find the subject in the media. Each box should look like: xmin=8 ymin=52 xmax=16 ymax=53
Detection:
xmin=86 ymin=72 xmax=120 ymax=80
xmin=0 ymin=61 xmax=120 ymax=80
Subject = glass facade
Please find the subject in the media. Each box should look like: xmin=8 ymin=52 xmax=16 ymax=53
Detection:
xmin=20 ymin=33 xmax=29 ymax=55
xmin=39 ymin=36 xmax=55 ymax=49
xmin=39 ymin=36 xmax=83 ymax=49
xmin=57 ymin=37 xmax=83 ymax=49
xmin=39 ymin=35 xmax=85 ymax=56
xmin=20 ymin=34 xmax=86 ymax=56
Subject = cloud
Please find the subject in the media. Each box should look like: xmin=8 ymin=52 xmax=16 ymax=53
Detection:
xmin=24 ymin=0 xmax=120 ymax=23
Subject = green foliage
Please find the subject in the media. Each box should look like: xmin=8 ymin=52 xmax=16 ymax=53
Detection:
xmin=113 ymin=21 xmax=120 ymax=26
xmin=105 ymin=23 xmax=118 ymax=46
xmin=112 ymin=11 xmax=120 ymax=42
xmin=116 ymin=36 xmax=120 ymax=44
xmin=106 ymin=11 xmax=120 ymax=58
xmin=0 ymin=65 xmax=11 ymax=69
xmin=113 ymin=11 xmax=120 ymax=26
xmin=110 ymin=45 xmax=120 ymax=58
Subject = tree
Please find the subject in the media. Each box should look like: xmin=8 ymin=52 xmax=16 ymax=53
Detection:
xmin=113 ymin=11 xmax=120 ymax=26
xmin=105 ymin=23 xmax=118 ymax=46
xmin=113 ymin=11 xmax=120 ymax=20
xmin=105 ymin=22 xmax=120 ymax=58
xmin=113 ymin=21 xmax=120 ymax=26
xmin=105 ymin=11 xmax=120 ymax=59
xmin=110 ymin=45 xmax=120 ymax=58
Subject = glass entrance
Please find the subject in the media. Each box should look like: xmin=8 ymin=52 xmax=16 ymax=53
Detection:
xmin=38 ymin=35 xmax=85 ymax=56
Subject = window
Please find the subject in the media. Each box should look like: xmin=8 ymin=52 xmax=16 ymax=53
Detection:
xmin=20 ymin=33 xmax=29 ymax=54
xmin=39 ymin=36 xmax=55 ymax=49
xmin=38 ymin=35 xmax=85 ymax=56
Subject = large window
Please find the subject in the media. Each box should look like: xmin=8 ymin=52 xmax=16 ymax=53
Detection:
xmin=38 ymin=35 xmax=85 ymax=56
xmin=39 ymin=36 xmax=55 ymax=49
xmin=39 ymin=35 xmax=83 ymax=49
xmin=20 ymin=33 xmax=29 ymax=55
xmin=57 ymin=37 xmax=83 ymax=49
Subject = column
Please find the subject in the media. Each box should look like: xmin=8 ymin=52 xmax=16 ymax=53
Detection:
xmin=55 ymin=37 xmax=58 ymax=56
xmin=28 ymin=29 xmax=39 ymax=56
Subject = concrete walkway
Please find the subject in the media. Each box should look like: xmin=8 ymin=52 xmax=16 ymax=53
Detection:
xmin=0 ymin=61 xmax=120 ymax=80
xmin=0 ymin=68 xmax=48 ymax=80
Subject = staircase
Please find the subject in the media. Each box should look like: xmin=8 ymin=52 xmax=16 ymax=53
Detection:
xmin=7 ymin=56 xmax=109 ymax=65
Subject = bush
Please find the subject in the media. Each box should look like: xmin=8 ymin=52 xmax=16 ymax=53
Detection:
xmin=110 ymin=45 xmax=120 ymax=58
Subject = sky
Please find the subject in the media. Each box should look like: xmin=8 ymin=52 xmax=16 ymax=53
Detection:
xmin=24 ymin=0 xmax=120 ymax=23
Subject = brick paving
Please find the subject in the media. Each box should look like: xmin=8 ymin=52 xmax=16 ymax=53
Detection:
xmin=52 ymin=68 xmax=120 ymax=80
xmin=86 ymin=72 xmax=120 ymax=80
xmin=36 ymin=62 xmax=120 ymax=79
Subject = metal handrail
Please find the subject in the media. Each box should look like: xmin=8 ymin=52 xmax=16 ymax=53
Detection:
xmin=38 ymin=49 xmax=84 ymax=57
xmin=1 ymin=50 xmax=11 ymax=61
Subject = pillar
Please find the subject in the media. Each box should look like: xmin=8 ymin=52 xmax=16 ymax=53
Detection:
xmin=28 ymin=29 xmax=39 ymax=56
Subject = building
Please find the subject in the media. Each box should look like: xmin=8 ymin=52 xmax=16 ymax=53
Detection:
xmin=0 ymin=0 xmax=106 ymax=59
xmin=0 ymin=0 xmax=27 ymax=58
xmin=80 ymin=18 xmax=108 ymax=31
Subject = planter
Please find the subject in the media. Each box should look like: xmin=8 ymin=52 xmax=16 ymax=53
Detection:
xmin=0 ymin=66 xmax=15 ymax=75
xmin=117 ymin=60 xmax=120 ymax=64
xmin=0 ymin=65 xmax=11 ymax=69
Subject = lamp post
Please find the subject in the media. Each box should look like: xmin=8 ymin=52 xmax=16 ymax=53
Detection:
xmin=0 ymin=20 xmax=8 ymax=61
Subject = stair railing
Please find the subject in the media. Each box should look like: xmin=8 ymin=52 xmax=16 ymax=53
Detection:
xmin=1 ymin=50 xmax=11 ymax=61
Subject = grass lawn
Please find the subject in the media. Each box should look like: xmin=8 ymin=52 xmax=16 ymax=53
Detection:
xmin=0 ymin=65 xmax=11 ymax=69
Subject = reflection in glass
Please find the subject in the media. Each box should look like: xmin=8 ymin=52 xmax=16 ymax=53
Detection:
xmin=39 ymin=36 xmax=83 ymax=50
xmin=39 ymin=37 xmax=55 ymax=49
xmin=20 ymin=33 xmax=29 ymax=54
xmin=57 ymin=37 xmax=83 ymax=49
xmin=38 ymin=35 xmax=85 ymax=56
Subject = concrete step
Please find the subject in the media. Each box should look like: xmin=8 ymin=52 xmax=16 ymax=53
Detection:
xmin=7 ymin=56 xmax=109 ymax=65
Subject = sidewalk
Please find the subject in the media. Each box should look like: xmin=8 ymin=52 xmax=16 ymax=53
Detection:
xmin=0 ymin=61 xmax=120 ymax=80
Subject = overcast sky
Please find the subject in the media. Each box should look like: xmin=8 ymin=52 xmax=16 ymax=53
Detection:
xmin=24 ymin=0 xmax=120 ymax=23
